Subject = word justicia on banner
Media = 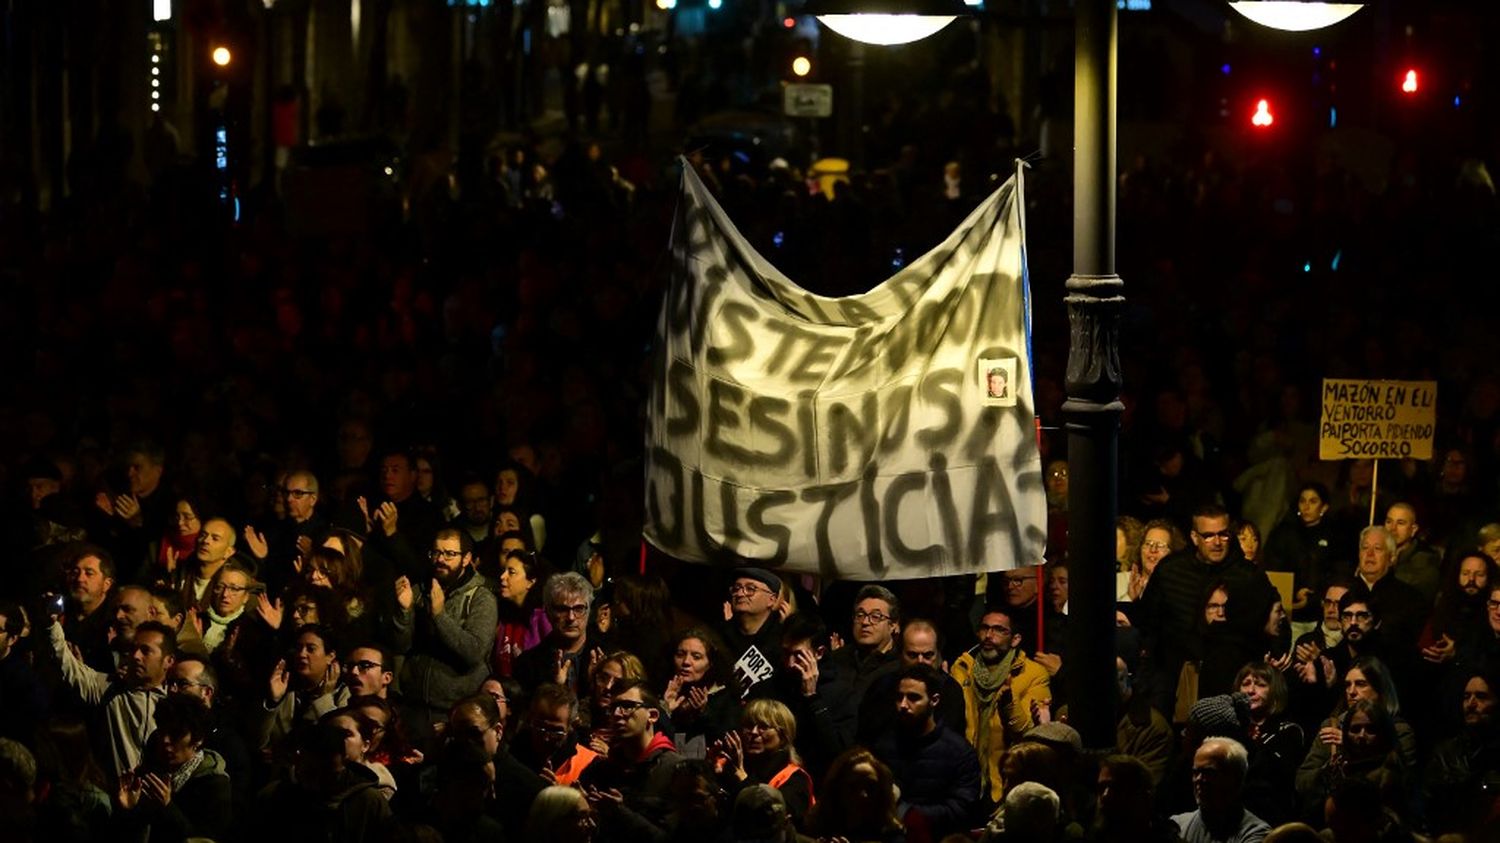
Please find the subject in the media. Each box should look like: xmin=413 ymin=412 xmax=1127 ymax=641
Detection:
xmin=643 ymin=158 xmax=1047 ymax=581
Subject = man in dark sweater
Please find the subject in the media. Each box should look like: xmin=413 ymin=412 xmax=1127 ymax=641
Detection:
xmin=718 ymin=568 xmax=785 ymax=697
xmin=870 ymin=664 xmax=981 ymax=840
xmin=1137 ymin=504 xmax=1274 ymax=715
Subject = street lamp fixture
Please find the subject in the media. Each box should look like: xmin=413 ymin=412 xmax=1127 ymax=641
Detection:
xmin=805 ymin=0 xmax=969 ymax=46
xmin=1227 ymin=1 xmax=1363 ymax=32
xmin=212 ymin=46 xmax=233 ymax=67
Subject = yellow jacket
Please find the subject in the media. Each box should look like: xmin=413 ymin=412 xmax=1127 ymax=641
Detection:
xmin=949 ymin=649 xmax=1051 ymax=803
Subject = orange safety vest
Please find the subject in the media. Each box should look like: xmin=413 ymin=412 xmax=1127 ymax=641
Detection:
xmin=767 ymin=763 xmax=816 ymax=806
xmin=553 ymin=745 xmax=600 ymax=786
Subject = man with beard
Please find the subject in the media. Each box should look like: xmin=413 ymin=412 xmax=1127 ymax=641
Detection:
xmin=858 ymin=620 xmax=967 ymax=745
xmin=869 ymin=664 xmax=981 ymax=840
xmin=1323 ymin=589 xmax=1384 ymax=678
xmin=950 ymin=606 xmax=1050 ymax=812
xmin=42 ymin=610 xmax=176 ymax=778
xmin=60 ymin=544 xmax=117 ymax=672
xmin=387 ymin=528 xmax=497 ymax=744
xmin=1422 ymin=669 xmax=1500 ymax=836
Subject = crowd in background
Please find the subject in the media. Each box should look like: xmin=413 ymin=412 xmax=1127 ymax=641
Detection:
xmin=1 ymin=63 xmax=1500 ymax=841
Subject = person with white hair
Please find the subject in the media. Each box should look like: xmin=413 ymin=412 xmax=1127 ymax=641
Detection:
xmin=1171 ymin=737 xmax=1271 ymax=843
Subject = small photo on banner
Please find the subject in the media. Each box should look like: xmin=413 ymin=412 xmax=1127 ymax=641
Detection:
xmin=979 ymin=357 xmax=1018 ymax=407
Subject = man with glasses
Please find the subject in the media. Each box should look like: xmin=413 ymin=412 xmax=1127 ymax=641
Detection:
xmin=386 ymin=528 xmax=497 ymax=746
xmin=718 ymin=568 xmax=785 ymax=698
xmin=950 ymin=606 xmax=1049 ymax=811
xmin=827 ymin=584 xmax=902 ymax=704
xmin=342 ymin=643 xmax=395 ymax=699
xmin=514 ymin=572 xmax=599 ymax=696
xmin=242 ymin=469 xmax=327 ymax=596
xmin=991 ymin=565 xmax=1066 ymax=661
xmin=1137 ymin=504 xmax=1273 ymax=714
xmin=165 ymin=655 xmax=252 ymax=813
xmin=578 ymin=678 xmax=682 ymax=843
xmin=512 ymin=683 xmax=598 ymax=785
xmin=1323 ymin=589 xmax=1386 ymax=680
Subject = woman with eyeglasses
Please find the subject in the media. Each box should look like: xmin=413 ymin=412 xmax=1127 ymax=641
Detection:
xmin=1126 ymin=519 xmax=1183 ymax=602
xmin=661 ymin=627 xmax=740 ymax=760
xmin=491 ymin=548 xmax=552 ymax=679
xmin=141 ymin=495 xmax=207 ymax=589
xmin=712 ymin=699 xmax=814 ymax=828
xmin=1296 ymin=656 xmax=1416 ymax=804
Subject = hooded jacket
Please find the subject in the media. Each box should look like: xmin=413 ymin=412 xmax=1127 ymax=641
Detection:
xmin=388 ymin=568 xmax=498 ymax=729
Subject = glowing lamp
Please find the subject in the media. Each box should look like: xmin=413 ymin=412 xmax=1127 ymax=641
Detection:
xmin=211 ymin=46 xmax=232 ymax=67
xmin=1227 ymin=1 xmax=1363 ymax=32
xmin=805 ymin=0 xmax=969 ymax=46
xmin=1401 ymin=69 xmax=1418 ymax=94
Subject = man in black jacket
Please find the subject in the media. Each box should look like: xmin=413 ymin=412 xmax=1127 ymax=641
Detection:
xmin=1137 ymin=504 xmax=1274 ymax=715
xmin=858 ymin=619 xmax=966 ymax=743
xmin=869 ymin=664 xmax=981 ymax=840
xmin=753 ymin=612 xmax=855 ymax=781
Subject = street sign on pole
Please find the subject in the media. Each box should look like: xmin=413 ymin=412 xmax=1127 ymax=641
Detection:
xmin=783 ymin=84 xmax=834 ymax=118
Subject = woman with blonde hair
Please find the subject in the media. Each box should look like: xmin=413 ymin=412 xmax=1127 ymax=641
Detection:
xmin=525 ymin=785 xmax=597 ymax=843
xmin=713 ymin=698 xmax=815 ymax=827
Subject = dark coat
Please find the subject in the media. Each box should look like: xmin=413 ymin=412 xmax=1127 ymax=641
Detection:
xmin=869 ymin=724 xmax=981 ymax=840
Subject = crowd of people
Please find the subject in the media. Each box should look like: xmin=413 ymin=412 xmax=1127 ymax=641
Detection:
xmin=2 ymin=39 xmax=1500 ymax=839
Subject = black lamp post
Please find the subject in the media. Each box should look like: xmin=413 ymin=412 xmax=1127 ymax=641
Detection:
xmin=807 ymin=0 xmax=1365 ymax=749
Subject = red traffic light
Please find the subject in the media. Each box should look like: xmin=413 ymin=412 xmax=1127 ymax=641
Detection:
xmin=1251 ymin=98 xmax=1274 ymax=128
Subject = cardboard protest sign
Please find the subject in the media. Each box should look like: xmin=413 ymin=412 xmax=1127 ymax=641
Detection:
xmin=1319 ymin=379 xmax=1437 ymax=460
xmin=644 ymin=160 xmax=1046 ymax=580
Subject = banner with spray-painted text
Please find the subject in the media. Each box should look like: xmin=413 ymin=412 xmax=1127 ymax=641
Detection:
xmin=644 ymin=161 xmax=1046 ymax=581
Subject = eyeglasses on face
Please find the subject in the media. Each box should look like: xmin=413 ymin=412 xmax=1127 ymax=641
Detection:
xmin=977 ymin=624 xmax=1012 ymax=635
xmin=211 ymin=583 xmax=248 ymax=594
xmin=549 ymin=603 xmax=589 ymax=617
xmin=347 ymin=660 xmax=385 ymax=673
xmin=608 ymin=699 xmax=648 ymax=714
xmin=1142 ymin=540 xmax=1170 ymax=551
xmin=279 ymin=488 xmax=316 ymax=499
xmin=853 ymin=610 xmax=891 ymax=624
xmin=728 ymin=583 xmax=771 ymax=597
xmin=429 ymin=548 xmax=464 ymax=561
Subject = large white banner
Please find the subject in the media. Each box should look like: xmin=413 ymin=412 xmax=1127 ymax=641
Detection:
xmin=644 ymin=161 xmax=1045 ymax=580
